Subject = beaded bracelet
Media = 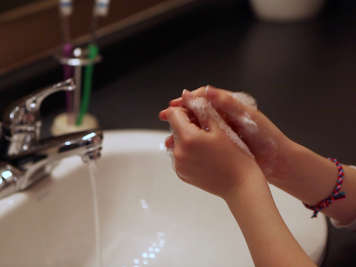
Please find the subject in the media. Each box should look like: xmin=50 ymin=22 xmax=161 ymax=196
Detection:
xmin=304 ymin=158 xmax=346 ymax=218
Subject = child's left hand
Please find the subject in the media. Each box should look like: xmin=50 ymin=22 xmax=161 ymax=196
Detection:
xmin=160 ymin=91 xmax=317 ymax=267
xmin=159 ymin=90 xmax=265 ymax=200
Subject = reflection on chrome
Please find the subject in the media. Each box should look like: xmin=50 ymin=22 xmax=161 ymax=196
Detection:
xmin=1 ymin=170 xmax=12 ymax=180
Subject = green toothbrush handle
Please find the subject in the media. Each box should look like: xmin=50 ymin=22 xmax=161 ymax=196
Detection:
xmin=76 ymin=44 xmax=98 ymax=126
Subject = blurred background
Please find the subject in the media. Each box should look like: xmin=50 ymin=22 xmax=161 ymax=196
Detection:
xmin=0 ymin=0 xmax=356 ymax=265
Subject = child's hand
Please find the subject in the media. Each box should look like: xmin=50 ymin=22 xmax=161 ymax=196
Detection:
xmin=159 ymin=91 xmax=265 ymax=200
xmin=164 ymin=86 xmax=295 ymax=182
xmin=160 ymin=90 xmax=318 ymax=267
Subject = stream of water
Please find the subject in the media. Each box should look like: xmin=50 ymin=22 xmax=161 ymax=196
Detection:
xmin=88 ymin=162 xmax=102 ymax=267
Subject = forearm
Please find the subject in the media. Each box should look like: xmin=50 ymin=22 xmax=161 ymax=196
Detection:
xmin=271 ymin=141 xmax=356 ymax=224
xmin=225 ymin=173 xmax=315 ymax=267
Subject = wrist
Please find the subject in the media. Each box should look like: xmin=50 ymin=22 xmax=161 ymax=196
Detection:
xmin=269 ymin=140 xmax=349 ymax=210
xmin=223 ymin=167 xmax=267 ymax=204
xmin=264 ymin=136 xmax=301 ymax=183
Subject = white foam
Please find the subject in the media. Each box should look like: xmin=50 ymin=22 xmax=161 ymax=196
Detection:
xmin=241 ymin=113 xmax=257 ymax=127
xmin=162 ymin=134 xmax=176 ymax=170
xmin=231 ymin=92 xmax=258 ymax=109
xmin=159 ymin=142 xmax=166 ymax=151
xmin=221 ymin=91 xmax=259 ymax=136
xmin=185 ymin=97 xmax=209 ymax=127
xmin=206 ymin=89 xmax=279 ymax=177
xmin=185 ymin=97 xmax=254 ymax=158
xmin=237 ymin=112 xmax=259 ymax=135
xmin=166 ymin=147 xmax=176 ymax=170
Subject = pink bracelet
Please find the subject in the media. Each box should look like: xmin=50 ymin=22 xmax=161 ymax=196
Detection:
xmin=304 ymin=158 xmax=346 ymax=218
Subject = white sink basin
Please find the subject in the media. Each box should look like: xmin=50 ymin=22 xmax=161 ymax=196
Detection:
xmin=0 ymin=130 xmax=327 ymax=266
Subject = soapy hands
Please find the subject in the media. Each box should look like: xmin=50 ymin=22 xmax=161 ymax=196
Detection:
xmin=159 ymin=89 xmax=265 ymax=200
xmin=159 ymin=87 xmax=323 ymax=267
xmin=166 ymin=86 xmax=294 ymax=182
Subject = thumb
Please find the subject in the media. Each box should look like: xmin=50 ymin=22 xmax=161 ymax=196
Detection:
xmin=182 ymin=89 xmax=254 ymax=158
xmin=182 ymin=90 xmax=219 ymax=131
xmin=206 ymin=86 xmax=257 ymax=118
xmin=206 ymin=86 xmax=260 ymax=142
xmin=165 ymin=107 xmax=199 ymax=142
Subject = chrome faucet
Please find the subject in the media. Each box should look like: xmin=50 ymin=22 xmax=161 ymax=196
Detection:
xmin=0 ymin=79 xmax=103 ymax=199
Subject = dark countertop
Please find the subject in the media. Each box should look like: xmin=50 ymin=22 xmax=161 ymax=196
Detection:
xmin=2 ymin=1 xmax=356 ymax=265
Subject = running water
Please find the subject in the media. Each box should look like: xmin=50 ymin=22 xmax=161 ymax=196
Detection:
xmin=88 ymin=161 xmax=102 ymax=267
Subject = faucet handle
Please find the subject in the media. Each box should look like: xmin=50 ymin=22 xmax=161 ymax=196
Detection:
xmin=2 ymin=79 xmax=75 ymax=127
xmin=0 ymin=79 xmax=75 ymax=156
xmin=24 ymin=79 xmax=75 ymax=114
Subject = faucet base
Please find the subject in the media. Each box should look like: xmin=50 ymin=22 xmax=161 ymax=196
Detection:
xmin=51 ymin=113 xmax=99 ymax=136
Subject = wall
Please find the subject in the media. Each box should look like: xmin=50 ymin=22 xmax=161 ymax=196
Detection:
xmin=0 ymin=0 xmax=195 ymax=74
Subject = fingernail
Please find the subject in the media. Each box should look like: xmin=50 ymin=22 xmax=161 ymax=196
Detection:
xmin=169 ymin=98 xmax=178 ymax=105
xmin=159 ymin=110 xmax=168 ymax=121
xmin=183 ymin=89 xmax=193 ymax=99
xmin=205 ymin=85 xmax=210 ymax=96
xmin=206 ymin=86 xmax=217 ymax=99
xmin=182 ymin=89 xmax=190 ymax=95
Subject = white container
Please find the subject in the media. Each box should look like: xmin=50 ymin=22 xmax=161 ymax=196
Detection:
xmin=250 ymin=0 xmax=324 ymax=22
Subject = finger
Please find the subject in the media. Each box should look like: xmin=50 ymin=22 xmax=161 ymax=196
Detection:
xmin=176 ymin=173 xmax=193 ymax=186
xmin=165 ymin=107 xmax=199 ymax=139
xmin=182 ymin=90 xmax=219 ymax=131
xmin=159 ymin=108 xmax=169 ymax=121
xmin=166 ymin=101 xmax=201 ymax=127
xmin=183 ymin=90 xmax=254 ymax=157
xmin=206 ymin=86 xmax=256 ymax=132
xmin=165 ymin=135 xmax=174 ymax=149
xmin=206 ymin=86 xmax=264 ymax=153
xmin=167 ymin=104 xmax=201 ymax=126
xmin=170 ymin=86 xmax=210 ymax=107
xmin=189 ymin=86 xmax=208 ymax=98
xmin=206 ymin=86 xmax=257 ymax=115
xmin=187 ymin=110 xmax=200 ymax=128
xmin=170 ymin=97 xmax=183 ymax=107
xmin=231 ymin=91 xmax=257 ymax=109
xmin=205 ymin=86 xmax=259 ymax=136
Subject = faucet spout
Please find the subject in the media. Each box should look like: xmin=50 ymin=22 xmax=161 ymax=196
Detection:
xmin=6 ymin=129 xmax=103 ymax=191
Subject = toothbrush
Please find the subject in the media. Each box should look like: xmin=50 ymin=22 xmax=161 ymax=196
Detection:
xmin=94 ymin=0 xmax=111 ymax=17
xmin=92 ymin=0 xmax=112 ymax=43
xmin=73 ymin=48 xmax=83 ymax=124
xmin=76 ymin=43 xmax=98 ymax=126
xmin=59 ymin=0 xmax=74 ymax=122
xmin=76 ymin=0 xmax=111 ymax=125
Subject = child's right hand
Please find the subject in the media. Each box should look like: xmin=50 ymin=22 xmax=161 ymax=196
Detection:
xmin=160 ymin=89 xmax=320 ymax=267
xmin=168 ymin=86 xmax=296 ymax=182
xmin=159 ymin=91 xmax=265 ymax=200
